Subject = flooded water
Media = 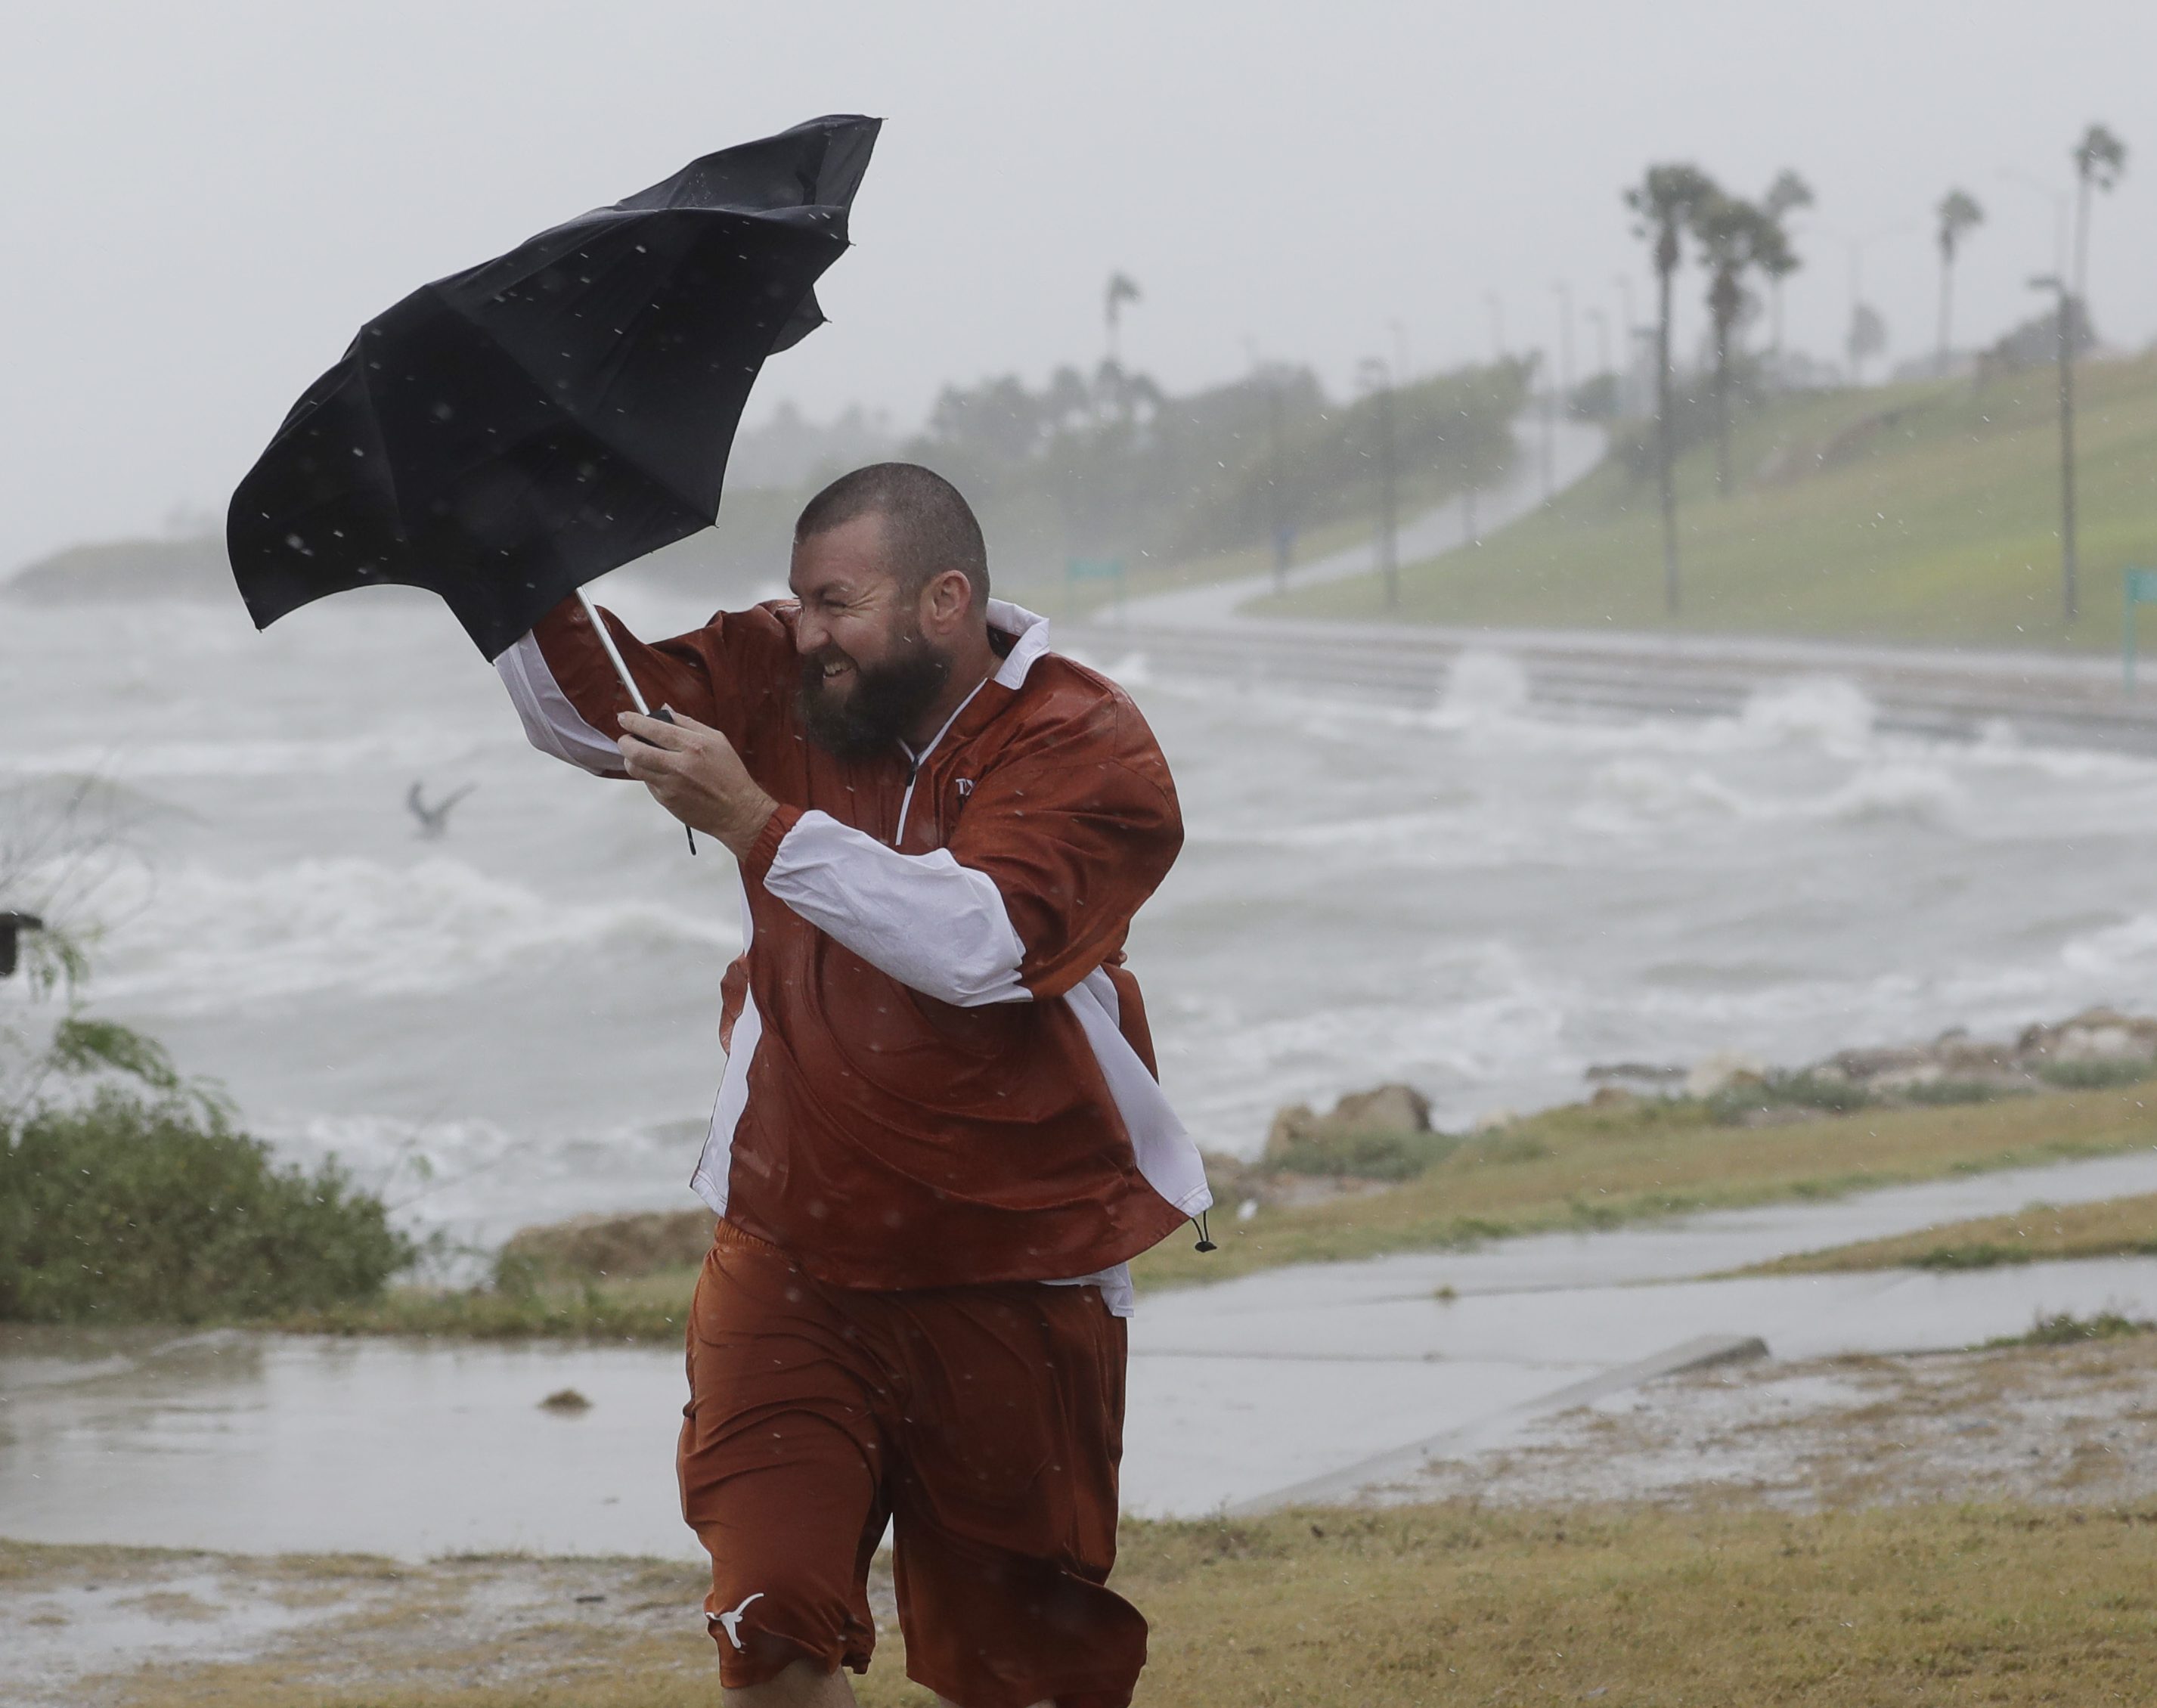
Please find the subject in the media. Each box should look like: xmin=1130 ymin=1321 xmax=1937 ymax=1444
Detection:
xmin=8 ymin=567 xmax=2157 ymax=1254
xmin=6 ymin=1149 xmax=2152 ymax=1554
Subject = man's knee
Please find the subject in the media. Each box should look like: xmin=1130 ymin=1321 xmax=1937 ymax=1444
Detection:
xmin=721 ymin=1656 xmax=857 ymax=1706
xmin=703 ymin=1556 xmax=872 ymax=1691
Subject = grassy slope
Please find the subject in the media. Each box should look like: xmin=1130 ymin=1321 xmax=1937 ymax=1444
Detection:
xmin=1747 ymin=1189 xmax=2157 ymax=1275
xmin=284 ymin=1086 xmax=2157 ymax=1341
xmin=67 ymin=1502 xmax=2157 ymax=1707
xmin=1262 ymin=353 xmax=2157 ymax=651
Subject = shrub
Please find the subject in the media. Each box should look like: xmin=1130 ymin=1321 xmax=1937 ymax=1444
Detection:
xmin=1266 ymin=1128 xmax=1460 ymax=1181
xmin=2036 ymin=1058 xmax=2157 ymax=1092
xmin=0 ymin=1085 xmax=413 ymax=1324
xmin=1709 ymin=1071 xmax=1873 ymax=1124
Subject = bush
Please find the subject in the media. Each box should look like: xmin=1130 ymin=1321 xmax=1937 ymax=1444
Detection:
xmin=1709 ymin=1071 xmax=1873 ymax=1124
xmin=1266 ymin=1128 xmax=1460 ymax=1181
xmin=2036 ymin=1058 xmax=2156 ymax=1092
xmin=0 ymin=1086 xmax=413 ymax=1324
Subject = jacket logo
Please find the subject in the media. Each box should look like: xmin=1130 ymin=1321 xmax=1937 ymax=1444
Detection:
xmin=711 ymin=1591 xmax=764 ymax=1650
xmin=955 ymin=778 xmax=975 ymax=796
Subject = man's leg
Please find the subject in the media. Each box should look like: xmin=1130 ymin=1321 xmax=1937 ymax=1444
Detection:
xmin=682 ymin=1226 xmax=891 ymax=1693
xmin=883 ymin=1285 xmax=1147 ymax=1708
xmin=724 ymin=1660 xmax=860 ymax=1706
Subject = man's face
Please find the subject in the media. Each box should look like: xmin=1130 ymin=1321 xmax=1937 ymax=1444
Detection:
xmin=789 ymin=513 xmax=952 ymax=758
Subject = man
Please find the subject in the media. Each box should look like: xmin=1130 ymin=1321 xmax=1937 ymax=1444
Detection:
xmin=497 ymin=463 xmax=1209 ymax=1708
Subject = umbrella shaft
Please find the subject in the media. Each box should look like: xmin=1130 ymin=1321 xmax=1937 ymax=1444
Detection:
xmin=579 ymin=587 xmax=652 ymax=715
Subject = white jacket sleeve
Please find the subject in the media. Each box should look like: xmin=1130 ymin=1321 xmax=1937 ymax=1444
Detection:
xmin=495 ymin=631 xmax=625 ymax=777
xmin=762 ymin=810 xmax=1030 ymax=1006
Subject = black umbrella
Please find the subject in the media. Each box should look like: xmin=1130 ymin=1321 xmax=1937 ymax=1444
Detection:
xmin=227 ymin=113 xmax=879 ymax=661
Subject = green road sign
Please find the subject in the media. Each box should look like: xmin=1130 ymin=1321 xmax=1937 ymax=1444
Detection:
xmin=2124 ymin=568 xmax=2157 ymax=696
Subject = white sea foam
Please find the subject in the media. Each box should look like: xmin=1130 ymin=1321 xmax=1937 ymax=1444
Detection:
xmin=82 ymin=855 xmax=741 ymax=1009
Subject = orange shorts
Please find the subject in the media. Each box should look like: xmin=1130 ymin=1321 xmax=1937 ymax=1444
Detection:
xmin=677 ymin=1219 xmax=1145 ymax=1708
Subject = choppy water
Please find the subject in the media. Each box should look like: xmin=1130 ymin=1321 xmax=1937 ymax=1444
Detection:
xmin=6 ymin=583 xmax=2157 ymax=1251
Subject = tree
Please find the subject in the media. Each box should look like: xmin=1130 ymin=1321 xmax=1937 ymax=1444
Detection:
xmin=1934 ymin=189 xmax=1985 ymax=373
xmin=1624 ymin=163 xmax=1718 ymax=614
xmin=1691 ymin=192 xmax=1790 ymax=497
xmin=1846 ymin=302 xmax=1887 ymax=383
xmin=1759 ymin=169 xmax=1814 ymax=352
xmin=1104 ymin=272 xmax=1142 ymax=364
xmin=2069 ymin=124 xmax=2127 ymax=331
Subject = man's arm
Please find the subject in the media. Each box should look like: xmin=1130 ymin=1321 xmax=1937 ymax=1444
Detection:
xmin=620 ymin=693 xmax=1180 ymax=1009
xmin=497 ymin=594 xmax=774 ymax=777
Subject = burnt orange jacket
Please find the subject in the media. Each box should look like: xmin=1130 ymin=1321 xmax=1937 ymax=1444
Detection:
xmin=497 ymin=594 xmax=1210 ymax=1291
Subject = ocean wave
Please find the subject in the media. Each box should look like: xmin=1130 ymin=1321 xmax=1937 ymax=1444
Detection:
xmin=14 ymin=729 xmax=501 ymax=780
xmin=80 ymin=854 xmax=742 ymax=1009
xmin=1580 ymin=755 xmax=1963 ymax=830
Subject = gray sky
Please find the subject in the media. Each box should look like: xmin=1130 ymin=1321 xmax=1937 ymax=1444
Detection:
xmin=6 ymin=0 xmax=2152 ymax=572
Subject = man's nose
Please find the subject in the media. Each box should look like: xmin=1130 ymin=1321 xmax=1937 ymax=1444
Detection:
xmin=795 ymin=611 xmax=829 ymax=655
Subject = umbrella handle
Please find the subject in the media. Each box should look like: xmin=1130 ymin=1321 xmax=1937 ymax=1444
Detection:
xmin=578 ymin=587 xmax=696 ymax=856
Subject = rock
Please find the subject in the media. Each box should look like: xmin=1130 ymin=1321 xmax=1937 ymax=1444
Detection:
xmin=2018 ymin=1008 xmax=2157 ymax=1065
xmin=1685 ymin=1051 xmax=1768 ymax=1099
xmin=1584 ymin=1062 xmax=1687 ymax=1084
xmin=1263 ymin=1082 xmax=1430 ymax=1162
xmin=497 ymin=1209 xmax=714 ymax=1286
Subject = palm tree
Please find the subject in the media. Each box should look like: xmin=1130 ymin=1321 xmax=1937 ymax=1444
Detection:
xmin=1759 ymin=169 xmax=1814 ymax=353
xmin=1624 ymin=163 xmax=1717 ymax=614
xmin=1692 ymin=194 xmax=1792 ymax=498
xmin=1934 ymin=190 xmax=1984 ymax=374
xmin=2069 ymin=125 xmax=2127 ymax=330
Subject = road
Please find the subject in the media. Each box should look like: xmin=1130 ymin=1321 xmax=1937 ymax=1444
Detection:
xmin=1073 ymin=420 xmax=2157 ymax=755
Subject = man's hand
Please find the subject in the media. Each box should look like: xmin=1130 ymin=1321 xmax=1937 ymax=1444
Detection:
xmin=618 ymin=709 xmax=778 ymax=861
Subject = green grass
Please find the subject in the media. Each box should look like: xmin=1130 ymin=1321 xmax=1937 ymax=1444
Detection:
xmin=285 ymin=1087 xmax=2157 ymax=1338
xmin=1262 ymin=353 xmax=2157 ymax=651
xmin=1133 ymin=1085 xmax=2157 ymax=1291
xmin=1995 ymin=1310 xmax=2156 ymax=1347
xmin=1743 ymin=1190 xmax=2157 ymax=1276
xmin=73 ymin=1502 xmax=2157 ymax=1708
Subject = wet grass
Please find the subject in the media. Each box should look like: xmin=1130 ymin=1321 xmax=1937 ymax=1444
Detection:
xmin=1261 ymin=352 xmax=2157 ymax=652
xmin=1743 ymin=1189 xmax=2157 ymax=1276
xmin=1994 ymin=1311 xmax=2157 ymax=1347
xmin=1133 ymin=1083 xmax=2157 ymax=1290
xmin=51 ymin=1502 xmax=2157 ymax=1706
xmin=277 ymin=1087 xmax=2157 ymax=1338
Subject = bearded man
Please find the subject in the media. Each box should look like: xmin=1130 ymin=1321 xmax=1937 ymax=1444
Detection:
xmin=496 ymin=462 xmax=1209 ymax=1708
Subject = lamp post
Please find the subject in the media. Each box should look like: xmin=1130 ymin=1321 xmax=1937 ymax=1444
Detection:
xmin=1612 ymin=273 xmax=1638 ymax=414
xmin=1483 ymin=291 xmax=1505 ymax=361
xmin=1584 ymin=305 xmax=1611 ymax=385
xmin=1359 ymin=358 xmax=1399 ymax=610
xmin=2030 ymin=273 xmax=2079 ymax=623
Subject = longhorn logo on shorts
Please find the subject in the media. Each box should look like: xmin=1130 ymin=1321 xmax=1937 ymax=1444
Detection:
xmin=710 ymin=1591 xmax=764 ymax=1650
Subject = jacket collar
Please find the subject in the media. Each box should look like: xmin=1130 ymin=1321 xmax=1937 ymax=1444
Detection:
xmin=986 ymin=599 xmax=1051 ymax=690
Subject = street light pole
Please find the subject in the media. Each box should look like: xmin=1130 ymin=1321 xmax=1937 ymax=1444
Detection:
xmin=1483 ymin=291 xmax=1505 ymax=361
xmin=1360 ymin=358 xmax=1399 ymax=610
xmin=2031 ymin=274 xmax=2079 ymax=623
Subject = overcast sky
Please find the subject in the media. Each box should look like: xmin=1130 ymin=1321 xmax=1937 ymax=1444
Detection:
xmin=5 ymin=0 xmax=2152 ymax=572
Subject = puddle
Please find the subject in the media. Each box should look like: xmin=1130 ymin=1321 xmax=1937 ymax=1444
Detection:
xmin=4 ymin=1150 xmax=2155 ymax=1551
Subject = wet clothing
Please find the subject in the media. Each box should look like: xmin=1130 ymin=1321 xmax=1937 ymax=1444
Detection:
xmin=680 ymin=1219 xmax=1144 ymax=1706
xmin=497 ymin=593 xmax=1208 ymax=1291
xmin=497 ymin=592 xmax=1199 ymax=1703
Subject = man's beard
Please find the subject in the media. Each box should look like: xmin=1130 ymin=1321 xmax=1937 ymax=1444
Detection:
xmin=796 ymin=632 xmax=954 ymax=760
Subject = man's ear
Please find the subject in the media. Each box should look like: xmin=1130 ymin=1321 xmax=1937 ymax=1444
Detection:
xmin=919 ymin=567 xmax=975 ymax=636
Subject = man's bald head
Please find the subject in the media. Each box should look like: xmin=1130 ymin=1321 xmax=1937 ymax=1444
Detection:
xmin=794 ymin=462 xmax=990 ymax=616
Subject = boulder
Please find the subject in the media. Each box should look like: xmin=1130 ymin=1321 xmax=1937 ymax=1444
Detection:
xmin=1265 ymin=1082 xmax=1430 ymax=1161
xmin=496 ymin=1209 xmax=713 ymax=1285
xmin=2017 ymin=1008 xmax=2157 ymax=1065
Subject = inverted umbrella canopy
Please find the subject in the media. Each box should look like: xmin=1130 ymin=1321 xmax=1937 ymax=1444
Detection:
xmin=228 ymin=114 xmax=879 ymax=659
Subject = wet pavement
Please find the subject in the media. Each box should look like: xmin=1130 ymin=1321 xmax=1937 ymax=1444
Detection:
xmin=4 ymin=1149 xmax=2155 ymax=1557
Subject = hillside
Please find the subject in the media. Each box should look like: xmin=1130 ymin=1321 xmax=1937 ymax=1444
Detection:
xmin=1264 ymin=352 xmax=2157 ymax=652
